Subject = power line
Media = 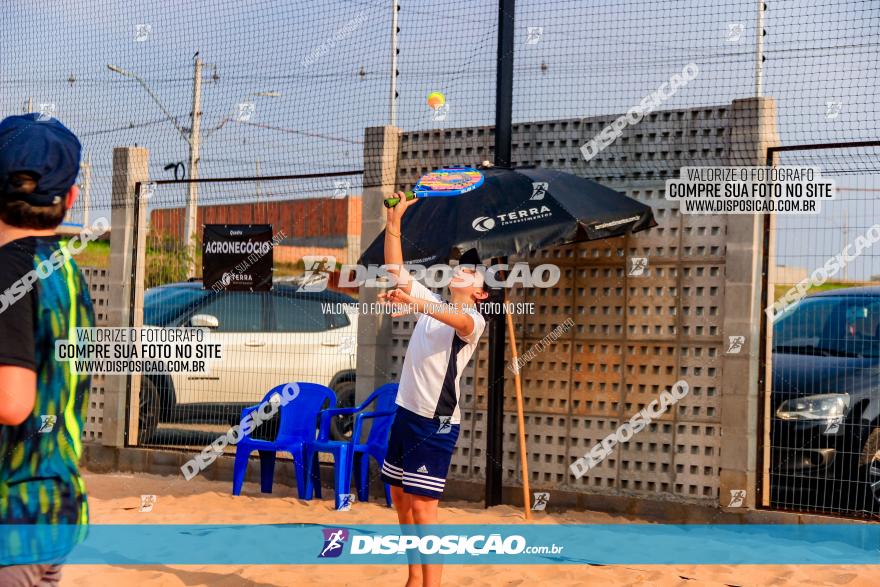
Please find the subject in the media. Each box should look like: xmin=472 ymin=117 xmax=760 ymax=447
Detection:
xmin=78 ymin=117 xmax=172 ymax=137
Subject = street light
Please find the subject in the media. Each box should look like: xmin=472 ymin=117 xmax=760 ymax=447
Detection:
xmin=107 ymin=60 xmax=280 ymax=279
xmin=107 ymin=64 xmax=189 ymax=143
xmin=108 ymin=60 xmax=202 ymax=278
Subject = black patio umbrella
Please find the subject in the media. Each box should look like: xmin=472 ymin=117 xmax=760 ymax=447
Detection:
xmin=358 ymin=166 xmax=656 ymax=266
xmin=359 ymin=166 xmax=656 ymax=518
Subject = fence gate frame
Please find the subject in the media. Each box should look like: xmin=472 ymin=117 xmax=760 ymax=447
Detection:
xmin=126 ymin=170 xmax=363 ymax=447
xmin=757 ymin=139 xmax=880 ymax=512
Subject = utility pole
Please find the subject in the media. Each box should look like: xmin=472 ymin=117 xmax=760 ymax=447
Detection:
xmin=842 ymin=214 xmax=849 ymax=281
xmin=389 ymin=0 xmax=399 ymax=126
xmin=183 ymin=55 xmax=203 ymax=278
xmin=755 ymin=0 xmax=765 ymax=97
xmin=81 ymin=151 xmax=92 ymax=227
xmin=25 ymin=97 xmax=33 ymax=113
xmin=255 ymin=160 xmax=262 ymax=200
xmin=107 ymin=60 xmax=278 ymax=279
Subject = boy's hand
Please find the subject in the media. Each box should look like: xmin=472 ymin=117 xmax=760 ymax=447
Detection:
xmin=385 ymin=191 xmax=419 ymax=228
xmin=384 ymin=192 xmax=416 ymax=293
xmin=378 ymin=287 xmax=418 ymax=317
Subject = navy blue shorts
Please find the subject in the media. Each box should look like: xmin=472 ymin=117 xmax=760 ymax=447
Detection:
xmin=380 ymin=406 xmax=460 ymax=499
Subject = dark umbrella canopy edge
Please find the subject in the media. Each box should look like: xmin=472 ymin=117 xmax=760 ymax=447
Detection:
xmin=358 ymin=167 xmax=656 ymax=266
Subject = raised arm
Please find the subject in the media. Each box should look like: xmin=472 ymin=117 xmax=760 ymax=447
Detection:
xmin=379 ymin=287 xmax=477 ymax=339
xmin=384 ymin=191 xmax=419 ymax=294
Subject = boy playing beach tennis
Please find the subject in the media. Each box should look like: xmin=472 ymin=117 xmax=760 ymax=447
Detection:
xmin=0 ymin=114 xmax=94 ymax=585
xmin=379 ymin=192 xmax=488 ymax=587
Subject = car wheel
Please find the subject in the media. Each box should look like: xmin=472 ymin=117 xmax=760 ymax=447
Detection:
xmin=139 ymin=378 xmax=160 ymax=444
xmin=857 ymin=428 xmax=880 ymax=514
xmin=330 ymin=380 xmax=356 ymax=441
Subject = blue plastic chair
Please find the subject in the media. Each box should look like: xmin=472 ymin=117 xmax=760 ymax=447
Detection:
xmin=305 ymin=382 xmax=398 ymax=509
xmin=232 ymin=382 xmax=336 ymax=499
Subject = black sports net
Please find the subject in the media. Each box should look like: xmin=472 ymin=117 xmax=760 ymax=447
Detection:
xmin=768 ymin=147 xmax=880 ymax=519
xmin=2 ymin=0 xmax=878 ymax=517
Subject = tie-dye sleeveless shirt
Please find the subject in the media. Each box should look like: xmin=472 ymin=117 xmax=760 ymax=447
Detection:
xmin=0 ymin=235 xmax=94 ymax=560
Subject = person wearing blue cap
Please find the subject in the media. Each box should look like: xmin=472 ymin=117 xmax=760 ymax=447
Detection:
xmin=0 ymin=114 xmax=95 ymax=585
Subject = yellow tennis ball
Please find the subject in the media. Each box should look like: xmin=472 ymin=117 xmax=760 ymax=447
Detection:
xmin=427 ymin=92 xmax=446 ymax=110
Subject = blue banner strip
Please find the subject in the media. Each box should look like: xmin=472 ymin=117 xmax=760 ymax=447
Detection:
xmin=2 ymin=524 xmax=879 ymax=565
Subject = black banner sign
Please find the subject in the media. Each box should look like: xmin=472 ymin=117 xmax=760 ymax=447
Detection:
xmin=202 ymin=224 xmax=273 ymax=291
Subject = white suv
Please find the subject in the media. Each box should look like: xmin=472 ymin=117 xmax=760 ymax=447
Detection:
xmin=140 ymin=281 xmax=358 ymax=442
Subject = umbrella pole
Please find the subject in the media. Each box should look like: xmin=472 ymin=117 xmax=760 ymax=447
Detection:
xmin=503 ymin=292 xmax=532 ymax=520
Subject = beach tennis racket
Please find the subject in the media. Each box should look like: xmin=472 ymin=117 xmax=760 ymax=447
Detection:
xmin=383 ymin=166 xmax=484 ymax=208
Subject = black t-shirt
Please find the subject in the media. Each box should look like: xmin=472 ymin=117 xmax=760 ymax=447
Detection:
xmin=0 ymin=235 xmax=96 ymax=563
xmin=0 ymin=237 xmax=39 ymax=371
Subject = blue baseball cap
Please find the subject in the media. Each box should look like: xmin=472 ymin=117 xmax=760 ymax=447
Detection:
xmin=0 ymin=113 xmax=82 ymax=207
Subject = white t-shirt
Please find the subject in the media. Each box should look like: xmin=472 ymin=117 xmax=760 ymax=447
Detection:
xmin=396 ymin=280 xmax=486 ymax=424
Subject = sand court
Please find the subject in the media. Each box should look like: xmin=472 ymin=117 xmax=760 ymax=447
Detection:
xmin=54 ymin=471 xmax=878 ymax=586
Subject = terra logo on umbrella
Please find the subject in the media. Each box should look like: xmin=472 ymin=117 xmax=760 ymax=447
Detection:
xmin=360 ymin=166 xmax=656 ymax=267
xmin=472 ymin=216 xmax=495 ymax=232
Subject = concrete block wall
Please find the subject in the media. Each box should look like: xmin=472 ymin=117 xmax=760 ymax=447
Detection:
xmin=361 ymin=97 xmax=777 ymax=508
xmin=78 ymin=144 xmax=150 ymax=448
xmin=80 ymin=266 xmax=110 ymax=443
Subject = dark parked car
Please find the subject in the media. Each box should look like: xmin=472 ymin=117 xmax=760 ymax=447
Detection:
xmin=771 ymin=287 xmax=880 ymax=517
